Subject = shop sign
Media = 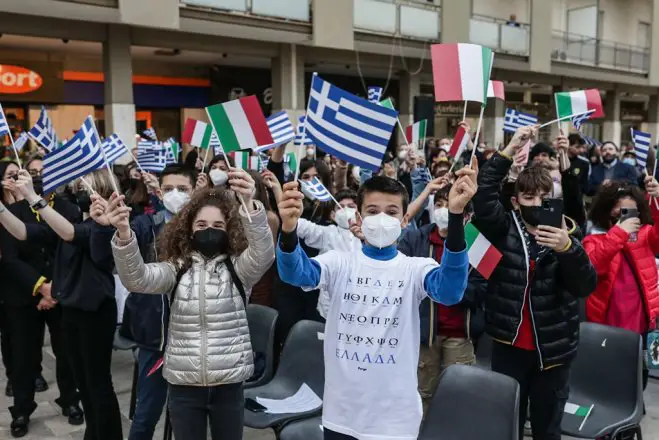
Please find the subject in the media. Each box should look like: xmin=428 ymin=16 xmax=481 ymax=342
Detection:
xmin=0 ymin=65 xmax=43 ymax=94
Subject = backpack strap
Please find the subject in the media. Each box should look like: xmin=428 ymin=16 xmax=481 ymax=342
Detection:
xmin=169 ymin=265 xmax=188 ymax=306
xmin=224 ymin=258 xmax=247 ymax=306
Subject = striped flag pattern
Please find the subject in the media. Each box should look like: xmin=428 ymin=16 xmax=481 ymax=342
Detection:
xmin=102 ymin=133 xmax=128 ymax=165
xmin=142 ymin=127 xmax=157 ymax=141
xmin=42 ymin=116 xmax=105 ymax=194
xmin=632 ymin=129 xmax=651 ymax=168
xmin=206 ymin=95 xmax=273 ymax=152
xmin=504 ymin=108 xmax=538 ymax=133
xmin=465 ymin=223 xmax=502 ymax=279
xmin=301 ymin=177 xmax=333 ymax=202
xmin=431 ymin=43 xmax=494 ymax=105
xmin=138 ymin=140 xmax=159 ymax=154
xmin=448 ymin=126 xmax=469 ymax=158
xmin=572 ymin=111 xmax=593 ymax=131
xmin=304 ymin=75 xmax=398 ymax=171
xmin=164 ymin=138 xmax=179 ymax=165
xmin=405 ymin=120 xmax=427 ymax=146
xmin=0 ymin=104 xmax=9 ymax=137
xmin=487 ymin=80 xmax=505 ymax=100
xmin=256 ymin=111 xmax=295 ymax=153
xmin=138 ymin=146 xmax=167 ymax=173
xmin=182 ymin=119 xmax=214 ymax=149
xmin=367 ymin=86 xmax=383 ymax=103
xmin=14 ymin=132 xmax=29 ymax=152
xmin=29 ymin=106 xmax=58 ymax=152
xmin=581 ymin=134 xmax=601 ymax=147
xmin=294 ymin=115 xmax=313 ymax=147
xmin=555 ymin=89 xmax=604 ymax=119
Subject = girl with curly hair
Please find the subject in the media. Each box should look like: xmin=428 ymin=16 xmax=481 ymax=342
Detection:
xmin=584 ymin=178 xmax=659 ymax=388
xmin=107 ymin=168 xmax=275 ymax=440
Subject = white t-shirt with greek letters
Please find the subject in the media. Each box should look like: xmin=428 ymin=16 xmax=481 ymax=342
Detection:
xmin=310 ymin=249 xmax=438 ymax=440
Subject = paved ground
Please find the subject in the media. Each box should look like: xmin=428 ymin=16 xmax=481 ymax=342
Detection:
xmin=1 ymin=339 xmax=659 ymax=439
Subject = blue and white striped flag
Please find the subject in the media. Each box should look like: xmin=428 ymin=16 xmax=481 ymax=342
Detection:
xmin=42 ymin=116 xmax=104 ymax=194
xmin=255 ymin=111 xmax=295 ymax=153
xmin=164 ymin=138 xmax=179 ymax=165
xmin=138 ymin=146 xmax=167 ymax=173
xmin=581 ymin=134 xmax=601 ymax=147
xmin=138 ymin=139 xmax=159 ymax=153
xmin=14 ymin=132 xmax=29 ymax=152
xmin=142 ymin=127 xmax=157 ymax=141
xmin=305 ymin=75 xmax=398 ymax=170
xmin=294 ymin=115 xmax=313 ymax=147
xmin=29 ymin=106 xmax=58 ymax=152
xmin=0 ymin=104 xmax=10 ymax=137
xmin=368 ymin=86 xmax=383 ymax=103
xmin=632 ymin=129 xmax=652 ymax=169
xmin=102 ymin=133 xmax=127 ymax=165
xmin=572 ymin=111 xmax=593 ymax=131
xmin=504 ymin=108 xmax=538 ymax=133
xmin=301 ymin=177 xmax=333 ymax=202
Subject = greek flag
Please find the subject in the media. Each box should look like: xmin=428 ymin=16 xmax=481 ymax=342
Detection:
xmin=581 ymin=134 xmax=601 ymax=147
xmin=632 ymin=129 xmax=652 ymax=168
xmin=294 ymin=115 xmax=313 ymax=147
xmin=368 ymin=86 xmax=383 ymax=103
xmin=256 ymin=111 xmax=295 ymax=153
xmin=305 ymin=75 xmax=398 ymax=170
xmin=504 ymin=108 xmax=538 ymax=133
xmin=14 ymin=132 xmax=29 ymax=152
xmin=138 ymin=146 xmax=167 ymax=173
xmin=142 ymin=127 xmax=157 ymax=141
xmin=0 ymin=104 xmax=10 ymax=137
xmin=572 ymin=110 xmax=594 ymax=131
xmin=42 ymin=116 xmax=104 ymax=194
xmin=29 ymin=106 xmax=58 ymax=152
xmin=164 ymin=138 xmax=178 ymax=165
xmin=138 ymin=139 xmax=159 ymax=153
xmin=301 ymin=177 xmax=332 ymax=202
xmin=102 ymin=134 xmax=127 ymax=165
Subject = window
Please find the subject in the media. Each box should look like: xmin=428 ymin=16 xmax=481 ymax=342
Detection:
xmin=638 ymin=22 xmax=651 ymax=48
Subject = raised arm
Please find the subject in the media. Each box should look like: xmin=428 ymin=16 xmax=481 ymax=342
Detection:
xmin=405 ymin=176 xmax=448 ymax=225
xmin=0 ymin=201 xmax=27 ymax=240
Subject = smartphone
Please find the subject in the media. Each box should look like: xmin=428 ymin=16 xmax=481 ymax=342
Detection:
xmin=245 ymin=397 xmax=267 ymax=413
xmin=620 ymin=207 xmax=639 ymax=222
xmin=538 ymin=198 xmax=563 ymax=228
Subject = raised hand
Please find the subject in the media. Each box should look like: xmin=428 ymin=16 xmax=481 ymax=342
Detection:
xmin=106 ymin=193 xmax=132 ymax=239
xmin=16 ymin=170 xmax=37 ymax=201
xmin=645 ymin=175 xmax=659 ymax=198
xmin=448 ymin=159 xmax=478 ymax=214
xmin=141 ymin=172 xmax=161 ymax=198
xmin=503 ymin=126 xmax=538 ymax=158
xmin=261 ymin=170 xmax=282 ymax=202
xmin=228 ymin=168 xmax=256 ymax=209
xmin=278 ymin=181 xmax=304 ymax=233
xmin=90 ymin=193 xmax=110 ymax=226
xmin=536 ymin=223 xmax=570 ymax=252
xmin=196 ymin=172 xmax=209 ymax=191
xmin=349 ymin=216 xmax=365 ymax=242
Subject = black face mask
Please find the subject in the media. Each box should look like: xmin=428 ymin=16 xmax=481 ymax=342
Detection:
xmin=519 ymin=205 xmax=542 ymax=227
xmin=129 ymin=178 xmax=140 ymax=190
xmin=32 ymin=177 xmax=43 ymax=196
xmin=75 ymin=190 xmax=91 ymax=213
xmin=191 ymin=228 xmax=229 ymax=259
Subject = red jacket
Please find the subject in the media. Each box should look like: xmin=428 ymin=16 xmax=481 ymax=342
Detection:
xmin=583 ymin=208 xmax=659 ymax=328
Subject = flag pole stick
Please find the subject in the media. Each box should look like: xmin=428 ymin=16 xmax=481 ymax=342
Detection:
xmin=91 ymin=118 xmax=121 ymax=196
xmin=8 ymin=134 xmax=22 ymax=169
xmin=124 ymin=143 xmax=144 ymax=173
xmin=201 ymin=145 xmax=212 ymax=172
xmin=295 ymin=73 xmax=318 ymax=182
xmin=462 ymin=101 xmax=468 ymax=121
xmin=578 ymin=404 xmax=595 ymax=432
xmin=651 ymin=138 xmax=659 ymax=210
xmin=396 ymin=118 xmax=409 ymax=147
xmin=539 ymin=110 xmax=596 ymax=129
xmin=470 ymin=106 xmax=485 ymax=162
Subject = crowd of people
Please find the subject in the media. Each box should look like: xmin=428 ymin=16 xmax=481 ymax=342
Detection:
xmin=0 ymin=121 xmax=656 ymax=440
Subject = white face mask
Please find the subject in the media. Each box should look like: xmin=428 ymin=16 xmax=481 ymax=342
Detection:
xmin=334 ymin=207 xmax=357 ymax=230
xmin=352 ymin=166 xmax=361 ymax=182
xmin=162 ymin=189 xmax=190 ymax=215
xmin=361 ymin=212 xmax=402 ymax=249
xmin=433 ymin=207 xmax=450 ymax=229
xmin=209 ymin=169 xmax=228 ymax=186
xmin=306 ymin=148 xmax=315 ymax=157
xmin=397 ymin=150 xmax=408 ymax=160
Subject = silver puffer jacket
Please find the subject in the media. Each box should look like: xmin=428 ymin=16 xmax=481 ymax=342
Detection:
xmin=112 ymin=201 xmax=275 ymax=386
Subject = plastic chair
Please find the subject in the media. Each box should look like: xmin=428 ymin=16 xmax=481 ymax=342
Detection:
xmin=243 ymin=320 xmax=325 ymax=430
xmin=245 ymin=304 xmax=278 ymax=389
xmin=279 ymin=416 xmax=324 ymax=440
xmin=418 ymin=364 xmax=520 ymax=440
xmin=561 ymin=322 xmax=644 ymax=439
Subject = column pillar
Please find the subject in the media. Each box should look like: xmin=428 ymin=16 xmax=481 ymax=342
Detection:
xmin=648 ymin=95 xmax=659 ymax=142
xmin=650 ymin=0 xmax=659 ymax=86
xmin=271 ymin=44 xmax=305 ymax=118
xmin=529 ymin=0 xmax=552 ymax=72
xmin=484 ymin=98 xmax=505 ymax=149
xmin=103 ymin=24 xmax=135 ymax=164
xmin=398 ymin=72 xmax=421 ymax=146
xmin=440 ymin=0 xmax=470 ymax=43
xmin=550 ymin=86 xmax=562 ymax=140
xmin=602 ymin=90 xmax=622 ymax=145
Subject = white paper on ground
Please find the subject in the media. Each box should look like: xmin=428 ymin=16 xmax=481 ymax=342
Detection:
xmin=256 ymin=383 xmax=322 ymax=414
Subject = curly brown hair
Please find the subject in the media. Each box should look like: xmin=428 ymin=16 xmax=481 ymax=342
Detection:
xmin=159 ymin=188 xmax=248 ymax=268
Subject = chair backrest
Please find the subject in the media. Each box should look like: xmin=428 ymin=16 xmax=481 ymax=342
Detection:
xmin=246 ymin=304 xmax=278 ymax=385
xmin=418 ymin=365 xmax=519 ymax=440
xmin=570 ymin=322 xmax=642 ymax=409
xmin=274 ymin=320 xmax=325 ymax=398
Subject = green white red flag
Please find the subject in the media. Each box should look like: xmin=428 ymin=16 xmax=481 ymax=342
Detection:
xmin=487 ymin=80 xmax=505 ymax=100
xmin=206 ymin=95 xmax=273 ymax=152
xmin=182 ymin=118 xmax=214 ymax=149
xmin=555 ymin=89 xmax=604 ymax=120
xmin=465 ymin=223 xmax=502 ymax=279
xmin=405 ymin=120 xmax=427 ymax=146
xmin=431 ymin=43 xmax=494 ymax=105
xmin=448 ymin=126 xmax=469 ymax=158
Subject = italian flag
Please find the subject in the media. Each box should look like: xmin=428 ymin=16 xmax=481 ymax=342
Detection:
xmin=487 ymin=80 xmax=505 ymax=100
xmin=231 ymin=151 xmax=250 ymax=170
xmin=431 ymin=43 xmax=494 ymax=105
xmin=406 ymin=120 xmax=427 ymax=146
xmin=448 ymin=126 xmax=469 ymax=158
xmin=555 ymin=89 xmax=605 ymax=120
xmin=206 ymin=95 xmax=274 ymax=152
xmin=285 ymin=152 xmax=297 ymax=173
xmin=379 ymin=98 xmax=395 ymax=110
xmin=182 ymin=119 xmax=214 ymax=149
xmin=564 ymin=403 xmax=591 ymax=417
xmin=465 ymin=223 xmax=502 ymax=279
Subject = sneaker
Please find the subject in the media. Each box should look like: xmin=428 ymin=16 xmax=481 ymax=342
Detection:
xmin=10 ymin=415 xmax=29 ymax=438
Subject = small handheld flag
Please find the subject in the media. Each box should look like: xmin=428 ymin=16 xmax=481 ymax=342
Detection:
xmin=504 ymin=108 xmax=538 ymax=133
xmin=632 ymin=129 xmax=651 ymax=169
xmin=138 ymin=146 xmax=167 ymax=173
xmin=564 ymin=402 xmax=594 ymax=431
xmin=0 ymin=104 xmax=10 ymax=137
xmin=572 ymin=111 xmax=593 ymax=131
xmin=487 ymin=81 xmax=505 ymax=101
xmin=301 ymin=177 xmax=333 ymax=202
xmin=14 ymin=133 xmax=29 ymax=152
xmin=367 ymin=86 xmax=383 ymax=103
xmin=102 ymin=133 xmax=128 ymax=165
xmin=465 ymin=223 xmax=503 ymax=279
xmin=206 ymin=95 xmax=273 ymax=152
xmin=431 ymin=43 xmax=494 ymax=105
xmin=256 ymin=111 xmax=295 ymax=153
xmin=294 ymin=116 xmax=314 ymax=147
xmin=142 ymin=127 xmax=157 ymax=141
xmin=405 ymin=120 xmax=427 ymax=146
xmin=448 ymin=126 xmax=469 ymax=158
xmin=555 ymin=89 xmax=604 ymax=120
xmin=182 ymin=119 xmax=215 ymax=149
xmin=29 ymin=106 xmax=58 ymax=152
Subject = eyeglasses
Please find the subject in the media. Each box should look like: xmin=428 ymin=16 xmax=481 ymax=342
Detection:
xmin=28 ymin=169 xmax=43 ymax=177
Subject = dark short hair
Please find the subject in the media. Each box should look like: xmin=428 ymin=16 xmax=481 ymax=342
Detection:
xmin=589 ymin=181 xmax=653 ymax=230
xmin=159 ymin=165 xmax=196 ymax=187
xmin=528 ymin=142 xmax=556 ymax=162
xmin=208 ymin=154 xmax=235 ymax=170
xmin=357 ymin=176 xmax=409 ymax=212
xmin=514 ymin=166 xmax=553 ymax=197
xmin=601 ymin=141 xmax=620 ymax=151
xmin=335 ymin=188 xmax=358 ymax=205
xmin=433 ymin=186 xmax=450 ymax=204
xmin=568 ymin=133 xmax=585 ymax=146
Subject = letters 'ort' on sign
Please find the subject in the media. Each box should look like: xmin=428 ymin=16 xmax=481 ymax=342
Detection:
xmin=0 ymin=65 xmax=43 ymax=94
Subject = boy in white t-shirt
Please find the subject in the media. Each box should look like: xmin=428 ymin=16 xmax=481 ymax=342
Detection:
xmin=276 ymin=164 xmax=477 ymax=440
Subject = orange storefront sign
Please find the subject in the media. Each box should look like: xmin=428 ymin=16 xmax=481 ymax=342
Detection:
xmin=0 ymin=65 xmax=43 ymax=94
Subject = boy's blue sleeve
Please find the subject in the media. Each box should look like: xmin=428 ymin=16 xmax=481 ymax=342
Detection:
xmin=423 ymin=247 xmax=469 ymax=305
xmin=276 ymin=239 xmax=322 ymax=288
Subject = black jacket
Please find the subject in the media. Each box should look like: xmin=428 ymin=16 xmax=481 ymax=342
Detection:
xmin=0 ymin=197 xmax=80 ymax=307
xmin=472 ymin=154 xmax=597 ymax=369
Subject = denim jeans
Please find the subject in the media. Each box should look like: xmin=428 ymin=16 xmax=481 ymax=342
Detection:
xmin=128 ymin=349 xmax=167 ymax=440
xmin=168 ymin=382 xmax=244 ymax=440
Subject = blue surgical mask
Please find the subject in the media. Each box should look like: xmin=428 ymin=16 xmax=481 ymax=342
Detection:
xmin=623 ymin=158 xmax=636 ymax=167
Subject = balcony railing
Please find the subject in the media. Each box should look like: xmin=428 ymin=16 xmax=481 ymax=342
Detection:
xmin=552 ymin=31 xmax=649 ymax=73
xmin=353 ymin=0 xmax=440 ymax=41
xmin=181 ymin=0 xmax=310 ymax=22
xmin=469 ymin=15 xmax=529 ymax=56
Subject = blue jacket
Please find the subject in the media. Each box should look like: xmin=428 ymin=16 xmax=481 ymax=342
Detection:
xmin=588 ymin=161 xmax=638 ymax=195
xmin=398 ymin=224 xmax=487 ymax=346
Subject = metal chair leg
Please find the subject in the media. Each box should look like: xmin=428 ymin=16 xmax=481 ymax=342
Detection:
xmin=128 ymin=360 xmax=138 ymax=420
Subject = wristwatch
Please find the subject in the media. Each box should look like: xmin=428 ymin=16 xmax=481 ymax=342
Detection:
xmin=29 ymin=198 xmax=48 ymax=211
